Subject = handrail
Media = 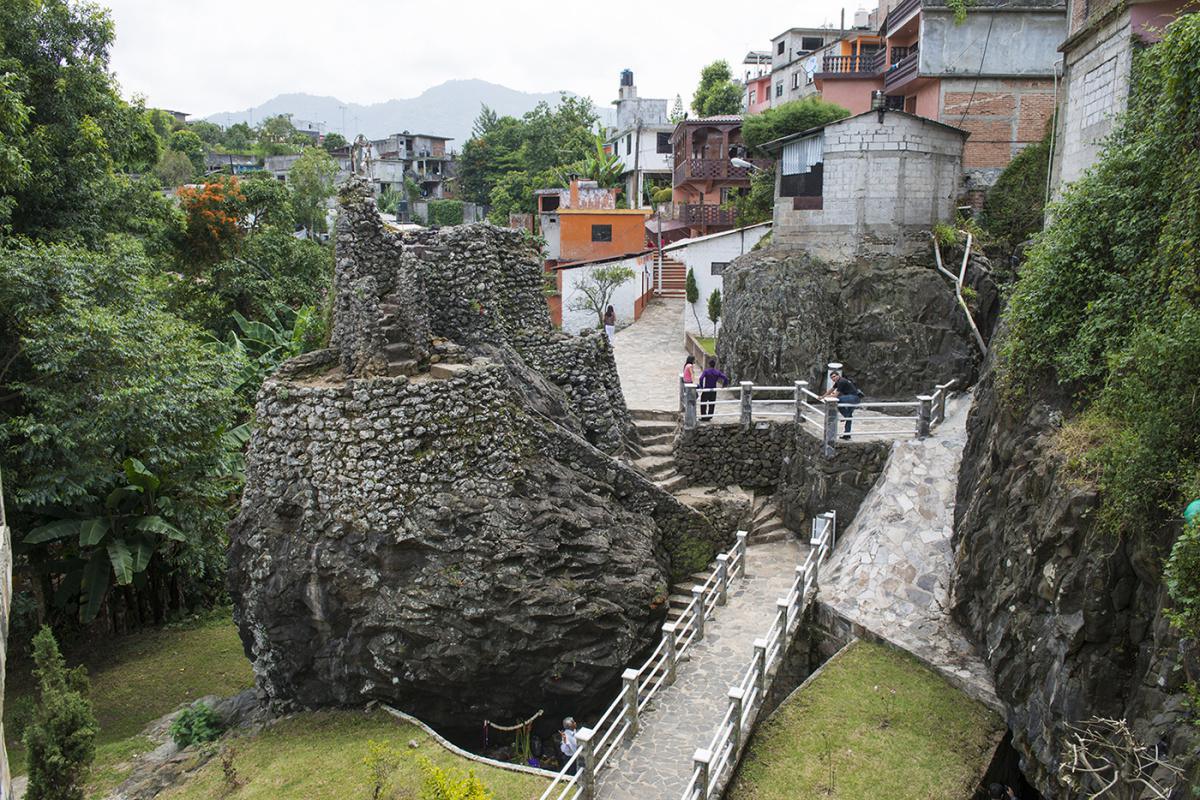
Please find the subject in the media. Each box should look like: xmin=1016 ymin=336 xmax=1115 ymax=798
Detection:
xmin=681 ymin=511 xmax=838 ymax=800
xmin=536 ymin=530 xmax=750 ymax=800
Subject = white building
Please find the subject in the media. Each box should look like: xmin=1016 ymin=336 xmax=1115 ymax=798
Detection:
xmin=663 ymin=224 xmax=773 ymax=335
xmin=605 ymin=70 xmax=675 ymax=208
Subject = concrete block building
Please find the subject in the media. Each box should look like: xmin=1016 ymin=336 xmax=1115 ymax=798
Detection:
xmin=605 ymin=70 xmax=674 ymax=208
xmin=764 ymin=110 xmax=967 ymax=261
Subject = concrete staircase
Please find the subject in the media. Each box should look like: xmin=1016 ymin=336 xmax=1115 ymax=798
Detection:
xmin=630 ymin=410 xmax=687 ymax=493
xmin=654 ymin=256 xmax=688 ymax=300
xmin=747 ymin=494 xmax=791 ymax=545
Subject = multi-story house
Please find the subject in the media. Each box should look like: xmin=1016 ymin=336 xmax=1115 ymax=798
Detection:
xmin=604 ymin=71 xmax=675 ymax=208
xmin=669 ymin=116 xmax=771 ymax=235
xmin=371 ymin=131 xmax=456 ymax=199
xmin=743 ymin=51 xmax=774 ymax=114
xmin=813 ymin=0 xmax=1066 ymax=193
xmin=768 ymin=25 xmax=852 ymax=107
xmin=1049 ymin=0 xmax=1190 ymax=194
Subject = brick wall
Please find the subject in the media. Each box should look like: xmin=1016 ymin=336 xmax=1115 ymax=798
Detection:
xmin=939 ymin=78 xmax=1058 ymax=189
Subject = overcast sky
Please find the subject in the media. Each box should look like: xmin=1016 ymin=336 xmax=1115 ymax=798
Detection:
xmin=103 ymin=0 xmax=860 ymax=118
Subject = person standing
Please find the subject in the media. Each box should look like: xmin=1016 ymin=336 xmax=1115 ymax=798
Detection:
xmin=682 ymin=355 xmax=696 ymax=385
xmin=603 ymin=306 xmax=616 ymax=343
xmin=822 ymin=370 xmax=862 ymax=440
xmin=698 ymin=358 xmax=729 ymax=422
xmin=560 ymin=717 xmax=579 ymax=774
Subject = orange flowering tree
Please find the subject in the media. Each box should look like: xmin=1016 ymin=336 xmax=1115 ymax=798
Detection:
xmin=177 ymin=176 xmax=247 ymax=264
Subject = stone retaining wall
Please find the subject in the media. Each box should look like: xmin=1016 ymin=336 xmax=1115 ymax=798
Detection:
xmin=675 ymin=423 xmax=796 ymax=488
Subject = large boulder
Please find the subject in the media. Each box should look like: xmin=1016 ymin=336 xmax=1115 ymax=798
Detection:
xmin=716 ymin=247 xmax=998 ymax=397
xmin=227 ymin=182 xmax=722 ymax=732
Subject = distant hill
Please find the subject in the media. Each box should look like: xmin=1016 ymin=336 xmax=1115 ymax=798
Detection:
xmin=204 ymin=79 xmax=613 ymax=147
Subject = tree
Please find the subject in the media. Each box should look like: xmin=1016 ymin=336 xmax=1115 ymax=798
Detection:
xmin=569 ymin=265 xmax=636 ymax=328
xmin=321 ymin=132 xmax=348 ymax=152
xmin=289 ymin=147 xmax=338 ymax=236
xmin=0 ymin=71 xmax=32 ymax=230
xmin=685 ymin=267 xmax=705 ymax=333
xmin=169 ymin=129 xmax=207 ymax=175
xmin=223 ymin=122 xmax=254 ymax=151
xmin=472 ymin=104 xmax=500 ymax=138
xmin=692 ymin=61 xmax=743 ymax=117
xmin=741 ymin=97 xmax=851 ymax=154
xmin=560 ymin=134 xmax=623 ymax=188
xmin=178 ymin=176 xmax=247 ymax=264
xmin=669 ymin=94 xmax=686 ymax=123
xmin=188 ymin=120 xmax=224 ymax=146
xmin=259 ymin=114 xmax=296 ymax=145
xmin=153 ymin=149 xmax=196 ymax=188
xmin=707 ymin=288 xmax=722 ymax=333
xmin=23 ymin=627 xmax=97 ymax=800
xmin=734 ymin=166 xmax=775 ymax=226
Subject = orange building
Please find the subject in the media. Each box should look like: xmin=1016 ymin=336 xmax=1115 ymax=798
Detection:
xmin=554 ymin=209 xmax=651 ymax=263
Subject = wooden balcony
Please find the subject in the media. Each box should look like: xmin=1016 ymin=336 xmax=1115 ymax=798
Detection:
xmin=883 ymin=0 xmax=921 ymax=35
xmin=673 ymin=158 xmax=770 ymax=185
xmin=680 ymin=204 xmax=736 ymax=228
xmin=883 ymin=49 xmax=920 ymax=92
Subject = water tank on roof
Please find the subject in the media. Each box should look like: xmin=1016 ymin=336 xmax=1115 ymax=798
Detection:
xmin=854 ymin=7 xmax=869 ymax=27
xmin=620 ymin=69 xmax=634 ymax=87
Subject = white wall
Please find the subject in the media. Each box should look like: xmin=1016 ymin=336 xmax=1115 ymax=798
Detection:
xmin=559 ymin=253 xmax=655 ymax=334
xmin=665 ymin=224 xmax=772 ymax=335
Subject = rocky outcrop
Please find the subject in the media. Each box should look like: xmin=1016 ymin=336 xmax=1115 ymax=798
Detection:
xmin=777 ymin=434 xmax=889 ymax=533
xmin=952 ymin=361 xmax=1199 ymax=795
xmin=716 ymin=247 xmax=999 ymax=397
xmin=228 ymin=181 xmax=722 ymax=733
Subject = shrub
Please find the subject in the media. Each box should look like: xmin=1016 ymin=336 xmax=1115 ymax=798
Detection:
xmin=707 ymin=288 xmax=722 ymax=330
xmin=741 ymin=97 xmax=851 ymax=155
xmin=418 ymin=756 xmax=493 ymax=800
xmin=427 ymin=200 xmax=465 ymax=227
xmin=979 ymin=132 xmax=1051 ymax=266
xmin=651 ymin=186 xmax=674 ymax=204
xmin=169 ymin=701 xmax=223 ymax=748
xmin=363 ymin=740 xmax=401 ymax=800
xmin=23 ymin=627 xmax=97 ymax=800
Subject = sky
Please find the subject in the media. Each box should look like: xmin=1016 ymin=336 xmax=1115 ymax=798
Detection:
xmin=103 ymin=0 xmax=861 ymax=118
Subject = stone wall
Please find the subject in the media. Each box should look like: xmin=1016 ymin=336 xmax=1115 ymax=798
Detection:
xmin=674 ymin=423 xmax=796 ymax=488
xmin=716 ymin=246 xmax=999 ymax=397
xmin=229 ymin=180 xmax=723 ymax=734
xmin=951 ymin=359 xmax=1199 ymax=794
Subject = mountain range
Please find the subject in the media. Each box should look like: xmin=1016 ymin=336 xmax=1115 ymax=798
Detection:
xmin=203 ymin=79 xmax=614 ymax=147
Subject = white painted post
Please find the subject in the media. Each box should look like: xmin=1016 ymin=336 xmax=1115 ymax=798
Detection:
xmin=684 ymin=383 xmax=698 ymax=429
xmin=776 ymin=597 xmax=792 ymax=651
xmin=824 ymin=510 xmax=837 ymax=551
xmin=715 ymin=554 xmax=729 ymax=606
xmin=621 ymin=668 xmax=640 ymax=736
xmin=735 ymin=531 xmax=748 ymax=578
xmin=693 ymin=748 xmax=712 ymax=799
xmin=917 ymin=394 xmax=933 ymax=438
xmin=809 ymin=516 xmax=823 ymax=547
xmin=662 ymin=623 xmax=678 ymax=685
xmin=753 ymin=638 xmax=768 ymax=696
xmin=825 ymin=361 xmax=843 ymax=392
xmin=934 ymin=381 xmax=951 ymax=425
xmin=728 ymin=687 xmax=746 ymax=753
xmin=692 ymin=586 xmax=706 ymax=640
xmin=822 ymin=397 xmax=839 ymax=455
xmin=679 ymin=373 xmax=686 ymax=413
xmin=739 ymin=381 xmax=753 ymax=429
xmin=794 ymin=380 xmax=808 ymax=425
xmin=576 ymin=727 xmax=596 ymax=799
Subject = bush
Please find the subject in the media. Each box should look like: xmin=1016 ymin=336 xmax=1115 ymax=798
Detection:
xmin=1166 ymin=520 xmax=1200 ymax=639
xmin=741 ymin=97 xmax=851 ymax=154
xmin=979 ymin=132 xmax=1051 ymax=266
xmin=24 ymin=627 xmax=97 ymax=800
xmin=652 ymin=186 xmax=674 ymax=204
xmin=418 ymin=756 xmax=493 ymax=800
xmin=363 ymin=740 xmax=401 ymax=800
xmin=427 ymin=200 xmax=465 ymax=227
xmin=169 ymin=701 xmax=223 ymax=748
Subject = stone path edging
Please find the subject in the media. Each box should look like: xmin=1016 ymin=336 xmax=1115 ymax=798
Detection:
xmin=381 ymin=705 xmax=559 ymax=779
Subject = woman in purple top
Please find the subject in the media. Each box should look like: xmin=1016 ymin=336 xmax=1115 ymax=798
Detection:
xmin=697 ymin=358 xmax=729 ymax=421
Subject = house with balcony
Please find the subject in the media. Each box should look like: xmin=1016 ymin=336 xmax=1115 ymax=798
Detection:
xmin=669 ymin=116 xmax=770 ymax=235
xmin=763 ymin=109 xmax=968 ymax=261
xmin=769 ymin=25 xmax=852 ymax=107
xmin=370 ymin=131 xmax=456 ymax=199
xmin=604 ymin=70 xmax=675 ymax=207
xmin=814 ymin=0 xmax=1066 ymax=192
xmin=1049 ymin=0 xmax=1190 ymax=195
xmin=743 ymin=51 xmax=774 ymax=114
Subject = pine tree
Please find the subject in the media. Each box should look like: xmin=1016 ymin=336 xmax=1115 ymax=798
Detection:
xmin=24 ymin=627 xmax=97 ymax=800
xmin=669 ymin=95 xmax=686 ymax=123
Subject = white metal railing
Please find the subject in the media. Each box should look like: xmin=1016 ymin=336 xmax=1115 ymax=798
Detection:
xmin=536 ymin=531 xmax=751 ymax=800
xmin=680 ymin=511 xmax=839 ymax=800
xmin=679 ymin=364 xmax=957 ymax=453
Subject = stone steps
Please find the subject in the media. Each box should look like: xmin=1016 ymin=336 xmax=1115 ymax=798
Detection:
xmin=633 ymin=421 xmax=676 ymax=438
xmin=634 ymin=455 xmax=675 ymax=478
xmin=630 ymin=409 xmax=677 ymax=423
xmin=640 ymin=431 xmax=675 ymax=448
xmin=656 ymin=474 xmax=688 ymax=493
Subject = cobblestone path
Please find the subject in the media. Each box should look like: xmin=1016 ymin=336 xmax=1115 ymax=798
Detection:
xmin=613 ymin=299 xmax=686 ymax=411
xmin=600 ymin=538 xmax=805 ymax=799
xmin=817 ymin=392 xmax=1000 ymax=709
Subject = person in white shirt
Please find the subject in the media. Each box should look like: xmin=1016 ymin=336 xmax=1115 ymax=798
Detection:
xmin=560 ymin=716 xmax=578 ymax=773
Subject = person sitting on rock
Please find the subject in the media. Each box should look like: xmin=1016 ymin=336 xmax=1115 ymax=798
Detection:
xmin=822 ymin=370 xmax=863 ymax=440
xmin=698 ymin=359 xmax=729 ymax=422
xmin=560 ymin=717 xmax=578 ymax=773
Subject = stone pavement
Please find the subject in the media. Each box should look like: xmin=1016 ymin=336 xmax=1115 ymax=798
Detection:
xmin=613 ymin=299 xmax=687 ymax=411
xmin=600 ymin=538 xmax=805 ymax=800
xmin=816 ymin=391 xmax=1000 ymax=709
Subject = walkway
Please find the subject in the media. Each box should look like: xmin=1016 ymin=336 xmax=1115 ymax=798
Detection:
xmin=613 ymin=299 xmax=686 ymax=411
xmin=600 ymin=538 xmax=805 ymax=799
xmin=816 ymin=392 xmax=1000 ymax=709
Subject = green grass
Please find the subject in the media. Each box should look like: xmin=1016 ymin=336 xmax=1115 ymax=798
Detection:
xmin=158 ymin=709 xmax=549 ymax=800
xmin=728 ymin=640 xmax=1003 ymax=800
xmin=695 ymin=337 xmax=717 ymax=355
xmin=5 ymin=611 xmax=255 ymax=786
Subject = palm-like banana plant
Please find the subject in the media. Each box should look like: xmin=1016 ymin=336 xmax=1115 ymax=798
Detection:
xmin=24 ymin=459 xmax=186 ymax=622
xmin=559 ymin=135 xmax=625 ymax=189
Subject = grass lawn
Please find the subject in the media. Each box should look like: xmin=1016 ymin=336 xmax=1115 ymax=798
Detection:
xmin=728 ymin=640 xmax=1003 ymax=800
xmin=5 ymin=611 xmax=255 ymax=792
xmin=695 ymin=337 xmax=717 ymax=355
xmin=158 ymin=709 xmax=549 ymax=800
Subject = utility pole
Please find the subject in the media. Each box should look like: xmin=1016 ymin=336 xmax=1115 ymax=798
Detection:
xmin=339 ymin=105 xmax=347 ymax=137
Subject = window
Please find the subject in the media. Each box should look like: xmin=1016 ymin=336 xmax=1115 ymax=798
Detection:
xmin=626 ymin=134 xmax=632 ymax=154
xmin=656 ymin=132 xmax=671 ymax=153
xmin=777 ymin=40 xmax=785 ymax=55
xmin=748 ymin=89 xmax=757 ymax=105
xmin=775 ymin=82 xmax=783 ymax=98
xmin=710 ymin=261 xmax=729 ymax=276
xmin=792 ymin=72 xmax=801 ymax=89
xmin=591 ymin=224 xmax=612 ymax=242
xmin=801 ymin=36 xmax=825 ymax=51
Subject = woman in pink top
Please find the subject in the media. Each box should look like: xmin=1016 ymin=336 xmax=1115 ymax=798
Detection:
xmin=681 ymin=355 xmax=696 ymax=384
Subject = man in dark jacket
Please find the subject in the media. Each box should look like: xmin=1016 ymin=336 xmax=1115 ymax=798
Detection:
xmin=823 ymin=370 xmax=862 ymax=439
xmin=697 ymin=359 xmax=729 ymax=422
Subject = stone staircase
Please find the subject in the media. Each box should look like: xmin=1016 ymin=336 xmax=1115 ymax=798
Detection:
xmin=630 ymin=410 xmax=687 ymax=493
xmin=747 ymin=493 xmax=790 ymax=545
xmin=654 ymin=256 xmax=688 ymax=300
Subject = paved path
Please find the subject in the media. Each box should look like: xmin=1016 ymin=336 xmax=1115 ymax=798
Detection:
xmin=613 ymin=299 xmax=686 ymax=411
xmin=817 ymin=392 xmax=1000 ymax=709
xmin=600 ymin=538 xmax=805 ymax=799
